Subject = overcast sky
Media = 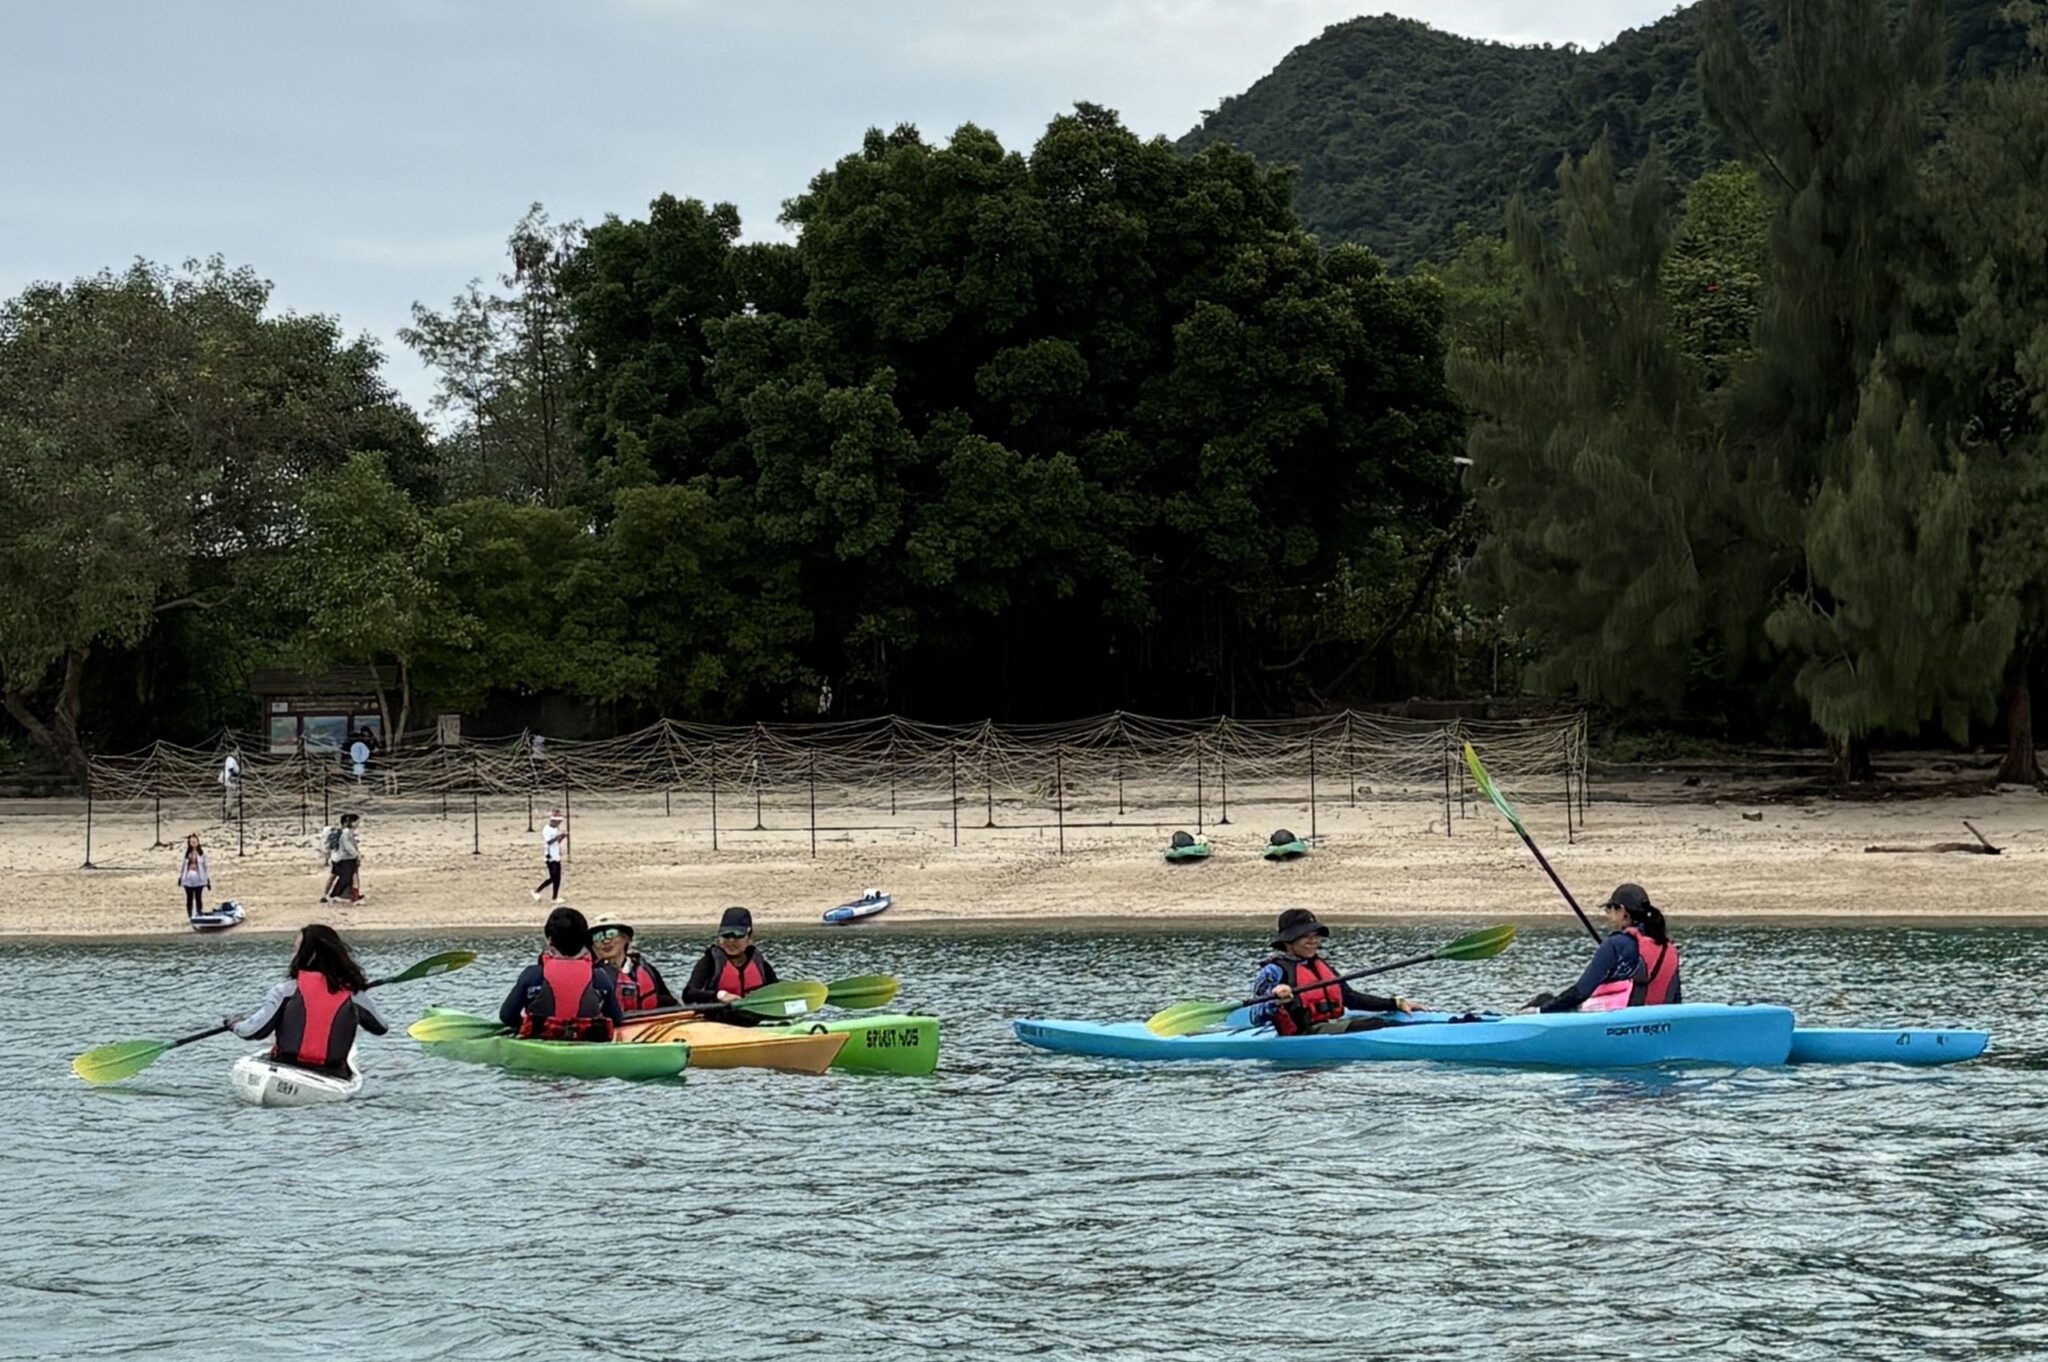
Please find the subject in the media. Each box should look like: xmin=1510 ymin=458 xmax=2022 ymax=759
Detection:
xmin=1 ymin=1 xmax=1677 ymax=412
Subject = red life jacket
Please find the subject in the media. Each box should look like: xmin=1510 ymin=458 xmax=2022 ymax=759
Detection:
xmin=273 ymin=969 xmax=356 ymax=1071
xmin=518 ymin=953 xmax=612 ymax=1040
xmin=1627 ymin=927 xmax=1679 ymax=1006
xmin=711 ymin=949 xmax=768 ymax=998
xmin=616 ymin=955 xmax=661 ymax=1012
xmin=1271 ymin=955 xmax=1346 ymax=1036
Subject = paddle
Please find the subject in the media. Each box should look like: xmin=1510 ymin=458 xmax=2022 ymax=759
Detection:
xmin=1144 ymin=924 xmax=1517 ymax=1037
xmin=407 ymin=978 xmax=833 ymax=1043
xmin=1462 ymin=742 xmax=1601 ymax=944
xmin=72 ymin=949 xmax=478 ymax=1085
xmin=824 ymin=973 xmax=899 ymax=1010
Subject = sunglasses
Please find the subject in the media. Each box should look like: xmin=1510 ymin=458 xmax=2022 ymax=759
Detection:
xmin=718 ymin=930 xmax=750 ymax=940
xmin=591 ymin=928 xmax=624 ymax=942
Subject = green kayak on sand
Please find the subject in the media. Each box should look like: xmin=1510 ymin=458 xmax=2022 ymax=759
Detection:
xmin=760 ymin=1015 xmax=940 ymax=1075
xmin=1262 ymin=827 xmax=1309 ymax=860
xmin=1164 ymin=830 xmax=1211 ymax=863
xmin=409 ymin=1011 xmax=688 ymax=1081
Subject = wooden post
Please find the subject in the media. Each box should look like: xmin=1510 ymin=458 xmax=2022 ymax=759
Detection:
xmin=1195 ymin=741 xmax=1204 ymax=834
xmin=153 ymin=784 xmax=165 ymax=849
xmin=808 ymin=749 xmax=817 ymax=858
xmin=82 ymin=780 xmax=96 ymax=869
xmin=1308 ymin=736 xmax=1317 ymax=843
xmin=1055 ymin=747 xmax=1065 ymax=855
xmin=1347 ymin=711 xmax=1357 ymax=808
xmin=1565 ymin=762 xmax=1575 ymax=845
xmin=1219 ymin=752 xmax=1231 ymax=825
xmin=950 ymin=747 xmax=959 ymax=847
xmin=471 ymin=750 xmax=480 ymax=857
xmin=711 ymin=756 xmax=720 ymax=852
xmin=1443 ymin=733 xmax=1453 ymax=839
xmin=237 ymin=776 xmax=245 ymax=858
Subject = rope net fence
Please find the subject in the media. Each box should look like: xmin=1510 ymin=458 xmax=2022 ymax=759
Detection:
xmin=80 ymin=710 xmax=1587 ymax=859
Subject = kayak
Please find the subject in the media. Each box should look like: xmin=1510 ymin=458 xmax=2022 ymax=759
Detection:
xmin=231 ymin=1048 xmax=361 ymax=1106
xmin=1163 ymin=838 xmax=1211 ymax=863
xmin=1014 ymin=1004 xmax=1798 ymax=1068
xmin=758 ymin=1015 xmax=941 ymax=1076
xmin=1261 ymin=839 xmax=1309 ymax=861
xmin=613 ymin=1014 xmax=847 ymax=1074
xmin=1789 ymin=1026 xmax=1988 ymax=1066
xmin=190 ymin=901 xmax=246 ymax=933
xmin=410 ymin=1013 xmax=687 ymax=1080
xmin=823 ymin=888 xmax=891 ymax=925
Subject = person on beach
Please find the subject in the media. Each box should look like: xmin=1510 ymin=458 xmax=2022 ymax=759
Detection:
xmin=500 ymin=905 xmax=623 ymax=1040
xmin=178 ymin=833 xmax=210 ymax=919
xmin=1530 ymin=884 xmax=1682 ymax=1013
xmin=1252 ymin=909 xmax=1417 ymax=1035
xmin=224 ymin=924 xmax=388 ymax=1075
xmin=591 ymin=921 xmax=676 ymax=1012
xmin=682 ymin=906 xmax=779 ymax=1025
xmin=532 ymin=810 xmax=567 ymax=903
xmin=322 ymin=813 xmax=362 ymax=905
xmin=218 ymin=748 xmax=240 ymax=818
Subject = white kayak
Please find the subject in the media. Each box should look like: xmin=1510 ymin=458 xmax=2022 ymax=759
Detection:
xmin=823 ymin=887 xmax=891 ymax=925
xmin=231 ymin=1048 xmax=362 ymax=1107
xmin=189 ymin=900 xmax=246 ymax=933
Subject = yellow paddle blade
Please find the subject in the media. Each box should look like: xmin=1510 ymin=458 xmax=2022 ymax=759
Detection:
xmin=1463 ymin=742 xmax=1527 ymax=836
xmin=408 ymin=1011 xmax=505 ymax=1043
xmin=1433 ymin=923 xmax=1517 ymax=961
xmin=72 ymin=1040 xmax=173 ymax=1085
xmin=824 ymin=974 xmax=900 ymax=1009
xmin=731 ymin=980 xmax=828 ymax=1018
xmin=1145 ymin=999 xmax=1239 ymax=1038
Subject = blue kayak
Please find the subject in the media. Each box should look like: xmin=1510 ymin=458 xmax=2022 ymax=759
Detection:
xmin=1014 ymin=1004 xmax=1798 ymax=1069
xmin=1788 ymin=1026 xmax=1988 ymax=1066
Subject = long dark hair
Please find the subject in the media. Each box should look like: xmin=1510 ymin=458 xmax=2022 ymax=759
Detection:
xmin=288 ymin=923 xmax=370 ymax=992
xmin=1626 ymin=902 xmax=1670 ymax=946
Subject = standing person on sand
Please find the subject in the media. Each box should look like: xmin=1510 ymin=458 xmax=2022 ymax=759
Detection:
xmin=322 ymin=813 xmax=362 ymax=905
xmin=177 ymin=833 xmax=210 ymax=920
xmin=681 ymin=907 xmax=780 ymax=1026
xmin=532 ymin=810 xmax=567 ymax=903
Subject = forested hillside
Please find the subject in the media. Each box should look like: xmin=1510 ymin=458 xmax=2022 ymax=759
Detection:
xmin=1179 ymin=1 xmax=2031 ymax=268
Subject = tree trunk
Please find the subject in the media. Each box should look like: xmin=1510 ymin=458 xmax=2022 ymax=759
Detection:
xmin=1996 ymin=654 xmax=2040 ymax=785
xmin=1830 ymin=732 xmax=1873 ymax=786
xmin=2 ymin=646 xmax=92 ymax=787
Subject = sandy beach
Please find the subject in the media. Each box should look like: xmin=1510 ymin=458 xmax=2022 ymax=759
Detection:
xmin=7 ymin=763 xmax=2047 ymax=939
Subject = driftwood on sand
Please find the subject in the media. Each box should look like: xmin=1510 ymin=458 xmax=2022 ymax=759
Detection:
xmin=1865 ymin=820 xmax=2003 ymax=855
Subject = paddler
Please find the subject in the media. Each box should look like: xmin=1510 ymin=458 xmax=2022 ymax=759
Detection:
xmin=1531 ymin=883 xmax=1682 ymax=1012
xmin=499 ymin=904 xmax=624 ymax=1039
xmin=224 ymin=923 xmax=388 ymax=1075
xmin=1252 ymin=908 xmax=1417 ymax=1035
xmin=681 ymin=906 xmax=780 ymax=1025
xmin=590 ymin=920 xmax=676 ymax=1012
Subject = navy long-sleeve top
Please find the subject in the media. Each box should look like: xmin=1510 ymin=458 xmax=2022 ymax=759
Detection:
xmin=498 ymin=956 xmax=624 ymax=1029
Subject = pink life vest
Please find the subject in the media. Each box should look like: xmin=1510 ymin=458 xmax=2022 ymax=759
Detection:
xmin=1578 ymin=979 xmax=1634 ymax=1012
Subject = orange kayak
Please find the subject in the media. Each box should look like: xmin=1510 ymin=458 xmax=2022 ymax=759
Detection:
xmin=614 ymin=1015 xmax=847 ymax=1074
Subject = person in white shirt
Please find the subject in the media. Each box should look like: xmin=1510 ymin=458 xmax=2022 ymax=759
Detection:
xmin=218 ymin=750 xmax=240 ymax=817
xmin=533 ymin=810 xmax=567 ymax=903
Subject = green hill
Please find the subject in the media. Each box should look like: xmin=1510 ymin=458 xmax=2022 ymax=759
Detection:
xmin=1180 ymin=3 xmax=2029 ymax=270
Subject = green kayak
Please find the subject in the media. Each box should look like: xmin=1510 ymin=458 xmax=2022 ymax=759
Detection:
xmin=1261 ymin=839 xmax=1309 ymax=860
xmin=410 ymin=1011 xmax=688 ymax=1081
xmin=761 ymin=1015 xmax=940 ymax=1076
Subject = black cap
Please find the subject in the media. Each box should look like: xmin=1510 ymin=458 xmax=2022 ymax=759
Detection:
xmin=717 ymin=905 xmax=753 ymax=937
xmin=1271 ymin=908 xmax=1330 ymax=948
xmin=589 ymin=921 xmax=634 ymax=941
xmin=1600 ymin=884 xmax=1652 ymax=913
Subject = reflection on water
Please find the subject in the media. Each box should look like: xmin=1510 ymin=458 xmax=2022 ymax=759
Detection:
xmin=2 ymin=924 xmax=2042 ymax=1360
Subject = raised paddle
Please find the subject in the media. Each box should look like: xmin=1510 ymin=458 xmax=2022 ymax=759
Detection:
xmin=72 ymin=949 xmax=479 ymax=1085
xmin=407 ymin=979 xmax=832 ymax=1043
xmin=1144 ymin=924 xmax=1517 ymax=1037
xmin=1463 ymin=742 xmax=1601 ymax=944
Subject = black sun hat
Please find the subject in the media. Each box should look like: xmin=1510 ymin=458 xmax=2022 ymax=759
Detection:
xmin=1271 ymin=907 xmax=1330 ymax=948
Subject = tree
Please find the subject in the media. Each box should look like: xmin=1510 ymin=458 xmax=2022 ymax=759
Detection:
xmin=1661 ymin=162 xmax=1770 ymax=386
xmin=0 ymin=261 xmax=423 ymax=780
xmin=273 ymin=453 xmax=471 ymax=747
xmin=403 ymin=205 xmax=583 ymax=505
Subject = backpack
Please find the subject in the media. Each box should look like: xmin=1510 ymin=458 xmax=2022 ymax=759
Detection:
xmin=319 ymin=826 xmax=340 ymax=861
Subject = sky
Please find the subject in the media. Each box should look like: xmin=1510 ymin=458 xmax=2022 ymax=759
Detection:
xmin=0 ymin=0 xmax=1678 ymax=414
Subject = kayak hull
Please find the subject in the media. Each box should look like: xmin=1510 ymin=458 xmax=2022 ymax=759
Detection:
xmin=190 ymin=903 xmax=246 ymax=933
xmin=231 ymin=1051 xmax=361 ymax=1106
xmin=412 ymin=1013 xmax=688 ymax=1080
xmin=823 ymin=891 xmax=891 ymax=925
xmin=1261 ymin=840 xmax=1310 ymax=860
xmin=1014 ymin=1004 xmax=1798 ymax=1069
xmin=613 ymin=1016 xmax=847 ymax=1074
xmin=1163 ymin=847 xmax=1211 ymax=863
xmin=760 ymin=1015 xmax=941 ymax=1075
xmin=1789 ymin=1026 xmax=1988 ymax=1066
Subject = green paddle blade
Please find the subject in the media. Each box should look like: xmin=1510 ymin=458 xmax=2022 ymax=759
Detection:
xmin=378 ymin=950 xmax=478 ymax=986
xmin=408 ymin=1011 xmax=506 ymax=1043
xmin=824 ymin=974 xmax=900 ymax=1010
xmin=1432 ymin=923 xmax=1516 ymax=961
xmin=72 ymin=1039 xmax=173 ymax=1085
xmin=1145 ymin=999 xmax=1238 ymax=1038
xmin=1463 ymin=742 xmax=1527 ymax=836
xmin=730 ymin=980 xmax=828 ymax=1019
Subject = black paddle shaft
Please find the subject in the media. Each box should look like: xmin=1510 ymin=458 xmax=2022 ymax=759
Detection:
xmin=1510 ymin=826 xmax=1602 ymax=944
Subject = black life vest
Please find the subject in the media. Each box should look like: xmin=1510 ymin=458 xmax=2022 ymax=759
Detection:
xmin=1271 ymin=954 xmax=1346 ymax=1036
